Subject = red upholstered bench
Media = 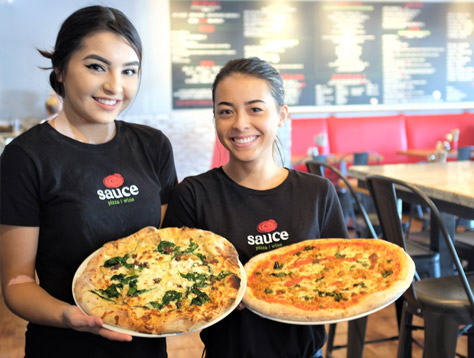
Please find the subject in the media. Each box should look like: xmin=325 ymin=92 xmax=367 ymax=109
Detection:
xmin=405 ymin=113 xmax=464 ymax=148
xmin=404 ymin=113 xmax=474 ymax=162
xmin=210 ymin=137 xmax=229 ymax=168
xmin=326 ymin=115 xmax=407 ymax=164
xmin=290 ymin=116 xmax=330 ymax=171
xmin=460 ymin=113 xmax=474 ymax=148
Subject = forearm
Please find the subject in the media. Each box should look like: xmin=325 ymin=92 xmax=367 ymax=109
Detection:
xmin=3 ymin=281 xmax=70 ymax=328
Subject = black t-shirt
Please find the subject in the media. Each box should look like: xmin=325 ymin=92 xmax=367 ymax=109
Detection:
xmin=0 ymin=120 xmax=177 ymax=357
xmin=163 ymin=167 xmax=349 ymax=358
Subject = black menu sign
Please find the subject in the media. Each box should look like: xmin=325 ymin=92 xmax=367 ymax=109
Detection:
xmin=170 ymin=1 xmax=474 ymax=109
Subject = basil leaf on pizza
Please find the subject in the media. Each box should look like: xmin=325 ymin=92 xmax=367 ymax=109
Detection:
xmin=73 ymin=227 xmax=244 ymax=335
xmin=243 ymin=239 xmax=415 ymax=323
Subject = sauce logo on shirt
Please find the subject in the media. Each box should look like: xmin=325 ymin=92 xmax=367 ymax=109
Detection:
xmin=103 ymin=173 xmax=124 ymax=188
xmin=97 ymin=173 xmax=140 ymax=206
xmin=257 ymin=219 xmax=277 ymax=233
xmin=249 ymin=219 xmax=289 ymax=251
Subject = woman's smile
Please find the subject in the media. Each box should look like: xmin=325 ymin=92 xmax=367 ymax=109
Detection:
xmin=232 ymin=135 xmax=258 ymax=145
xmin=93 ymin=96 xmax=122 ymax=110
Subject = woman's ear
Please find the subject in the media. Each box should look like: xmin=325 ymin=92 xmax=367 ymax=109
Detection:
xmin=278 ymin=104 xmax=289 ymax=127
xmin=55 ymin=69 xmax=63 ymax=83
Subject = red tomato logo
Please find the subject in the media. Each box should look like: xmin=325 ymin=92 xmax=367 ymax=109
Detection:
xmin=257 ymin=219 xmax=278 ymax=233
xmin=103 ymin=173 xmax=124 ymax=188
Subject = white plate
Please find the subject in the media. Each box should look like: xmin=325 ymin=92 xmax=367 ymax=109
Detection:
xmin=72 ymin=249 xmax=246 ymax=338
xmin=246 ymin=292 xmax=401 ymax=325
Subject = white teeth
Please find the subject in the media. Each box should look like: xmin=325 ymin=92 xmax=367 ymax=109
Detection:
xmin=234 ymin=136 xmax=256 ymax=144
xmin=96 ymin=98 xmax=118 ymax=105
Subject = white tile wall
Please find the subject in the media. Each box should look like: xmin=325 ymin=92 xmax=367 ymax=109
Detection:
xmin=124 ymin=110 xmax=216 ymax=181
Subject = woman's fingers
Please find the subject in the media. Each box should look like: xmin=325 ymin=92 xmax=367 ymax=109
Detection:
xmin=64 ymin=305 xmax=132 ymax=341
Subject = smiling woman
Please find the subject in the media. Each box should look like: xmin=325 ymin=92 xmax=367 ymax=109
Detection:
xmin=0 ymin=5 xmax=177 ymax=358
xmin=162 ymin=58 xmax=349 ymax=358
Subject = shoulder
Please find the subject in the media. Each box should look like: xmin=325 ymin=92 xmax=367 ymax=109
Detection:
xmin=287 ymin=169 xmax=333 ymax=190
xmin=1 ymin=124 xmax=48 ymax=160
xmin=117 ymin=121 xmax=171 ymax=146
xmin=176 ymin=168 xmax=222 ymax=191
xmin=170 ymin=169 xmax=223 ymax=198
xmin=7 ymin=123 xmax=46 ymax=147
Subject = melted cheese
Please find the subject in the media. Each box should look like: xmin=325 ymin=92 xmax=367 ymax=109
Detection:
xmin=248 ymin=241 xmax=401 ymax=309
xmin=97 ymin=242 xmax=232 ymax=312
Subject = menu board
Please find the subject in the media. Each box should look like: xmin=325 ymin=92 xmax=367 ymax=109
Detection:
xmin=170 ymin=0 xmax=474 ymax=109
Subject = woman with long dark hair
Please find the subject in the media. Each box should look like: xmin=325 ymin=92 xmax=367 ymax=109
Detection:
xmin=0 ymin=6 xmax=176 ymax=357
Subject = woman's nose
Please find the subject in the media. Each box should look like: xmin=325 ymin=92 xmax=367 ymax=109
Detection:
xmin=232 ymin=112 xmax=250 ymax=130
xmin=103 ymin=72 xmax=122 ymax=94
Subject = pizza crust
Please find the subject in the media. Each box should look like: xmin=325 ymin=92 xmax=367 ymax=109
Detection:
xmin=243 ymin=239 xmax=415 ymax=323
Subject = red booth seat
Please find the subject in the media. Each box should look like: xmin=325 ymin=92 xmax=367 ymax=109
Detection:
xmin=405 ymin=113 xmax=465 ymax=150
xmin=326 ymin=115 xmax=408 ymax=164
xmin=211 ymin=137 xmax=229 ymax=168
xmin=291 ymin=117 xmax=330 ymax=157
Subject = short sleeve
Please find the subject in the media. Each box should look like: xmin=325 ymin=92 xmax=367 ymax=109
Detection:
xmin=157 ymin=135 xmax=178 ymax=205
xmin=162 ymin=179 xmax=198 ymax=228
xmin=0 ymin=144 xmax=40 ymax=226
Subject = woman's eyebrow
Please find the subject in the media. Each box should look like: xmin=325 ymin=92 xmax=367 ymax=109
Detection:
xmin=82 ymin=54 xmax=139 ymax=67
xmin=82 ymin=54 xmax=110 ymax=64
xmin=217 ymin=101 xmax=234 ymax=107
xmin=124 ymin=60 xmax=140 ymax=67
xmin=245 ymin=99 xmax=265 ymax=105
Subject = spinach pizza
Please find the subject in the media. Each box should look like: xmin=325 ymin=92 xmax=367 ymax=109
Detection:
xmin=73 ymin=226 xmax=243 ymax=335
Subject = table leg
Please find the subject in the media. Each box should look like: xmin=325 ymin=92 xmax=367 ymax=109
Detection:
xmin=346 ymin=317 xmax=368 ymax=358
xmin=430 ymin=212 xmax=456 ymax=276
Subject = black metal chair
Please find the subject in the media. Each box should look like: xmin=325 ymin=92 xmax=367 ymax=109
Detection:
xmin=457 ymin=146 xmax=473 ymax=161
xmin=337 ymin=152 xmax=381 ymax=236
xmin=366 ymin=175 xmax=474 ymax=358
xmin=305 ymin=160 xmax=377 ymax=239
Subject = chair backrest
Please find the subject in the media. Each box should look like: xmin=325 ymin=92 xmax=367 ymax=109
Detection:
xmin=353 ymin=152 xmax=369 ymax=166
xmin=457 ymin=146 xmax=472 ymax=161
xmin=305 ymin=160 xmax=377 ymax=239
xmin=312 ymin=154 xmax=327 ymax=163
xmin=366 ymin=175 xmax=474 ymax=311
xmin=339 ymin=151 xmax=382 ymax=175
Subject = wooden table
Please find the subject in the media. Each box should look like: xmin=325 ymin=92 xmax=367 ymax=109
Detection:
xmin=397 ymin=148 xmax=473 ymax=161
xmin=291 ymin=152 xmax=383 ymax=169
xmin=348 ymin=161 xmax=474 ymax=274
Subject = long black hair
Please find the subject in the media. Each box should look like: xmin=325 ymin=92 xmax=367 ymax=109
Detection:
xmin=38 ymin=6 xmax=142 ymax=97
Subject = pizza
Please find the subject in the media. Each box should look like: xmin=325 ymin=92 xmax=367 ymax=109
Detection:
xmin=243 ymin=238 xmax=415 ymax=322
xmin=73 ymin=226 xmax=243 ymax=335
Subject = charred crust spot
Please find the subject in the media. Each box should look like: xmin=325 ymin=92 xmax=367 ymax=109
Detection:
xmin=228 ymin=274 xmax=241 ymax=289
